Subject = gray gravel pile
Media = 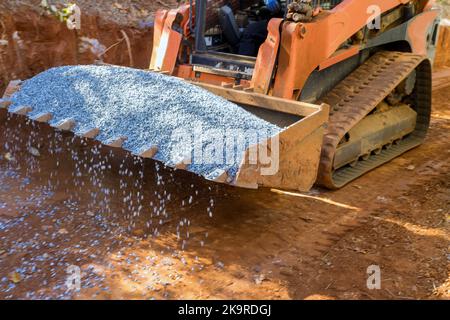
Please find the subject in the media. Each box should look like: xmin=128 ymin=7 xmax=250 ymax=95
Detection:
xmin=9 ymin=65 xmax=282 ymax=179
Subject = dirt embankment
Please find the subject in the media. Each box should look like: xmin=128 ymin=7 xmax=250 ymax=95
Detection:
xmin=0 ymin=1 xmax=181 ymax=94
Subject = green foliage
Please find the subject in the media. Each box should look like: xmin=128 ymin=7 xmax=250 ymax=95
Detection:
xmin=40 ymin=0 xmax=78 ymax=22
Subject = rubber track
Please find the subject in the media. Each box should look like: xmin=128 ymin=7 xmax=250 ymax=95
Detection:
xmin=317 ymin=51 xmax=432 ymax=189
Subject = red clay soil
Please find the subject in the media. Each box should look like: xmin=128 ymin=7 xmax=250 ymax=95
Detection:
xmin=0 ymin=0 xmax=179 ymax=94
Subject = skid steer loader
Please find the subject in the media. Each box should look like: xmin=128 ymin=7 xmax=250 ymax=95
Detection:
xmin=148 ymin=0 xmax=440 ymax=189
xmin=1 ymin=0 xmax=440 ymax=191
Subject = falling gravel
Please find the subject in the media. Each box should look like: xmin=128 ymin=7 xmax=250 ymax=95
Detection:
xmin=9 ymin=65 xmax=282 ymax=179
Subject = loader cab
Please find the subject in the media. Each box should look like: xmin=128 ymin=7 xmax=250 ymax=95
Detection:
xmin=193 ymin=0 xmax=344 ymax=55
xmin=150 ymin=0 xmax=345 ymax=86
xmin=187 ymin=0 xmax=344 ymax=82
xmin=198 ymin=2 xmax=276 ymax=56
xmin=189 ymin=0 xmax=280 ymax=82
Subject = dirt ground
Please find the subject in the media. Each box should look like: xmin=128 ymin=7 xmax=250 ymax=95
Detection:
xmin=0 ymin=1 xmax=449 ymax=300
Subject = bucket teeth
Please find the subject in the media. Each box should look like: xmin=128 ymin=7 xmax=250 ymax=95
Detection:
xmin=3 ymin=80 xmax=22 ymax=99
xmin=82 ymin=128 xmax=100 ymax=139
xmin=12 ymin=106 xmax=33 ymax=115
xmin=0 ymin=99 xmax=12 ymax=109
xmin=54 ymin=119 xmax=76 ymax=131
xmin=33 ymin=112 xmax=53 ymax=123
xmin=174 ymin=156 xmax=191 ymax=170
xmin=175 ymin=162 xmax=188 ymax=170
xmin=107 ymin=136 xmax=127 ymax=148
xmin=207 ymin=169 xmax=229 ymax=183
xmin=139 ymin=146 xmax=158 ymax=158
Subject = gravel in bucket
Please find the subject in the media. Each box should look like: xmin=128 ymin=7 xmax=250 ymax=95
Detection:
xmin=9 ymin=65 xmax=282 ymax=179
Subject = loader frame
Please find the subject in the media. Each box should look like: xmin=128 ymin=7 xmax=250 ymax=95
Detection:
xmin=146 ymin=0 xmax=440 ymax=190
xmin=150 ymin=0 xmax=439 ymax=99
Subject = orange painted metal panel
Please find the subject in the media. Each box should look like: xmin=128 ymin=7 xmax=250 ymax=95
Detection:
xmin=149 ymin=9 xmax=168 ymax=70
xmin=407 ymin=10 xmax=439 ymax=56
xmin=319 ymin=45 xmax=359 ymax=70
xmin=152 ymin=10 xmax=184 ymax=73
xmin=273 ymin=0 xmax=413 ymax=99
xmin=174 ymin=65 xmax=252 ymax=87
xmin=251 ymin=18 xmax=283 ymax=94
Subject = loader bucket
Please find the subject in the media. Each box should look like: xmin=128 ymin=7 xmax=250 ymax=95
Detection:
xmin=192 ymin=83 xmax=329 ymax=191
xmin=1 ymin=68 xmax=328 ymax=192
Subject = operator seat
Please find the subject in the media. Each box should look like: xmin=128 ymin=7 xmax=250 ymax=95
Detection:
xmin=218 ymin=5 xmax=242 ymax=52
